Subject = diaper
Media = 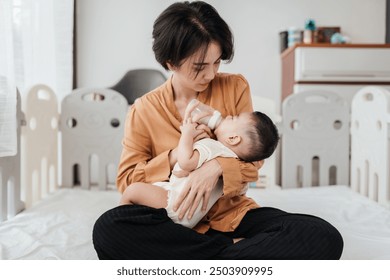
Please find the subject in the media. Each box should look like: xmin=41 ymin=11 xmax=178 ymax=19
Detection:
xmin=154 ymin=179 xmax=223 ymax=228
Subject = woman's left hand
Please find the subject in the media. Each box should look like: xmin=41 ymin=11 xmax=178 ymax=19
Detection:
xmin=173 ymin=159 xmax=222 ymax=220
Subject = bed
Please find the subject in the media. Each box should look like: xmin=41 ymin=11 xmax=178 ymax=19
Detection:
xmin=1 ymin=82 xmax=389 ymax=260
xmin=1 ymin=185 xmax=389 ymax=260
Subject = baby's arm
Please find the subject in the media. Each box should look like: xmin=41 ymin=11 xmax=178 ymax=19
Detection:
xmin=177 ymin=119 xmax=201 ymax=172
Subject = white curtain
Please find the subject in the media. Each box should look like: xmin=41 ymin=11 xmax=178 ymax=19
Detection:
xmin=0 ymin=0 xmax=74 ymax=102
xmin=0 ymin=0 xmax=73 ymax=161
xmin=0 ymin=77 xmax=17 ymax=157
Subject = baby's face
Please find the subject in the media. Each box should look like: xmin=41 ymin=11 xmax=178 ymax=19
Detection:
xmin=214 ymin=112 xmax=253 ymax=140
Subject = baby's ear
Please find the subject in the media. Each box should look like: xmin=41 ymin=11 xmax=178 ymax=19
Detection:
xmin=227 ymin=135 xmax=241 ymax=146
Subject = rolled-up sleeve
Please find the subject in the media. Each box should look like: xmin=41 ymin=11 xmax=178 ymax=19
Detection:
xmin=216 ymin=158 xmax=259 ymax=197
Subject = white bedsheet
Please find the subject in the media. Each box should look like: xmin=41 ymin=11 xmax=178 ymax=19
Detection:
xmin=0 ymin=188 xmax=121 ymax=260
xmin=0 ymin=185 xmax=389 ymax=260
xmin=247 ymin=185 xmax=390 ymax=260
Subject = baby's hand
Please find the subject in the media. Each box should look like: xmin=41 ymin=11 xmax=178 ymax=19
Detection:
xmin=172 ymin=169 xmax=190 ymax=178
xmin=180 ymin=118 xmax=201 ymax=139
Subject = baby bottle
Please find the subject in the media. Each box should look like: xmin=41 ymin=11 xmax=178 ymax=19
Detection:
xmin=188 ymin=99 xmax=222 ymax=130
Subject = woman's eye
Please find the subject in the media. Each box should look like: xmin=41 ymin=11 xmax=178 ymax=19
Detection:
xmin=194 ymin=66 xmax=205 ymax=72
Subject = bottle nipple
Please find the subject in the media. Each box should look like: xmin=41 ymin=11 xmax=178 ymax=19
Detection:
xmin=207 ymin=111 xmax=222 ymax=130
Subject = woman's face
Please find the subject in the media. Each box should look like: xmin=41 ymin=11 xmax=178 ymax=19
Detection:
xmin=170 ymin=41 xmax=222 ymax=94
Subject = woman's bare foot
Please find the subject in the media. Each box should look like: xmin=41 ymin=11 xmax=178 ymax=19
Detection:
xmin=233 ymin=238 xmax=244 ymax=243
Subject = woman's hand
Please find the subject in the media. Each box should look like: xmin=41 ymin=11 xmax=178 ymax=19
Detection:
xmin=173 ymin=159 xmax=222 ymax=220
xmin=193 ymin=123 xmax=213 ymax=141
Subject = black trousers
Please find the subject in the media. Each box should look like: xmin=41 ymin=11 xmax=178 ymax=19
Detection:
xmin=92 ymin=205 xmax=343 ymax=260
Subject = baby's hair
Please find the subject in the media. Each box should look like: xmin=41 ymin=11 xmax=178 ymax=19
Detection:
xmin=240 ymin=111 xmax=279 ymax=162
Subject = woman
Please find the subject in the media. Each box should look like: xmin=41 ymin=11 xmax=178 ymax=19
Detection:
xmin=93 ymin=1 xmax=343 ymax=260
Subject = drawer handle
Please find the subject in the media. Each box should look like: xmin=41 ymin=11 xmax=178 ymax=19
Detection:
xmin=321 ymin=74 xmax=376 ymax=78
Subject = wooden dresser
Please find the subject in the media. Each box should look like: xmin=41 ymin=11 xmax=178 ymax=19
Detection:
xmin=281 ymin=43 xmax=390 ymax=103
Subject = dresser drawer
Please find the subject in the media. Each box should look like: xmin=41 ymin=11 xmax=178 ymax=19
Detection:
xmin=294 ymin=84 xmax=390 ymax=107
xmin=295 ymin=47 xmax=390 ymax=82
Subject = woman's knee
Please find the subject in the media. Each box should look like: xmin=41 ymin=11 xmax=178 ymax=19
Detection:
xmin=92 ymin=205 xmax=172 ymax=259
xmin=298 ymin=215 xmax=344 ymax=259
xmin=322 ymin=220 xmax=344 ymax=259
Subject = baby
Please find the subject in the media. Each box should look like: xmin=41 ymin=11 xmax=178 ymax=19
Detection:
xmin=120 ymin=100 xmax=279 ymax=228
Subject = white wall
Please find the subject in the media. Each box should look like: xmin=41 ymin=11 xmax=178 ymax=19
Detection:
xmin=76 ymin=0 xmax=386 ymax=109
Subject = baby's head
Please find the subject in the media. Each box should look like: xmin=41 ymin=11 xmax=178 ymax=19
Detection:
xmin=214 ymin=111 xmax=279 ymax=162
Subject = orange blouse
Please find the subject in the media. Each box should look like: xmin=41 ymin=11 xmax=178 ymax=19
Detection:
xmin=116 ymin=73 xmax=260 ymax=233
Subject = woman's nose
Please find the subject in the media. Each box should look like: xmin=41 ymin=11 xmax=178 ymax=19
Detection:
xmin=204 ymin=65 xmax=216 ymax=80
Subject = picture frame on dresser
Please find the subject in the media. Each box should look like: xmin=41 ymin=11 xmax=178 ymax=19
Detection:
xmin=316 ymin=27 xmax=341 ymax=43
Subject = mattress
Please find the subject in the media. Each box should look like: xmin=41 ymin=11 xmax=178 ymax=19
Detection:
xmin=0 ymin=185 xmax=389 ymax=260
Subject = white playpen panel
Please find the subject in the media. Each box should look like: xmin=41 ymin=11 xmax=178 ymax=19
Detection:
xmin=351 ymin=86 xmax=390 ymax=207
xmin=21 ymin=84 xmax=59 ymax=208
xmin=1 ymin=84 xmax=128 ymax=221
xmin=281 ymin=91 xmax=350 ymax=188
xmin=60 ymin=88 xmax=128 ymax=190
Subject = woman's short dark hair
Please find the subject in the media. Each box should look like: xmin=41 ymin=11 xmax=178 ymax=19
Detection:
xmin=152 ymin=1 xmax=234 ymax=71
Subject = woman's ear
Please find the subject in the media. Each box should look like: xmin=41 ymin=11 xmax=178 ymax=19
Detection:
xmin=227 ymin=135 xmax=241 ymax=146
xmin=257 ymin=160 xmax=265 ymax=169
xmin=166 ymin=61 xmax=176 ymax=71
